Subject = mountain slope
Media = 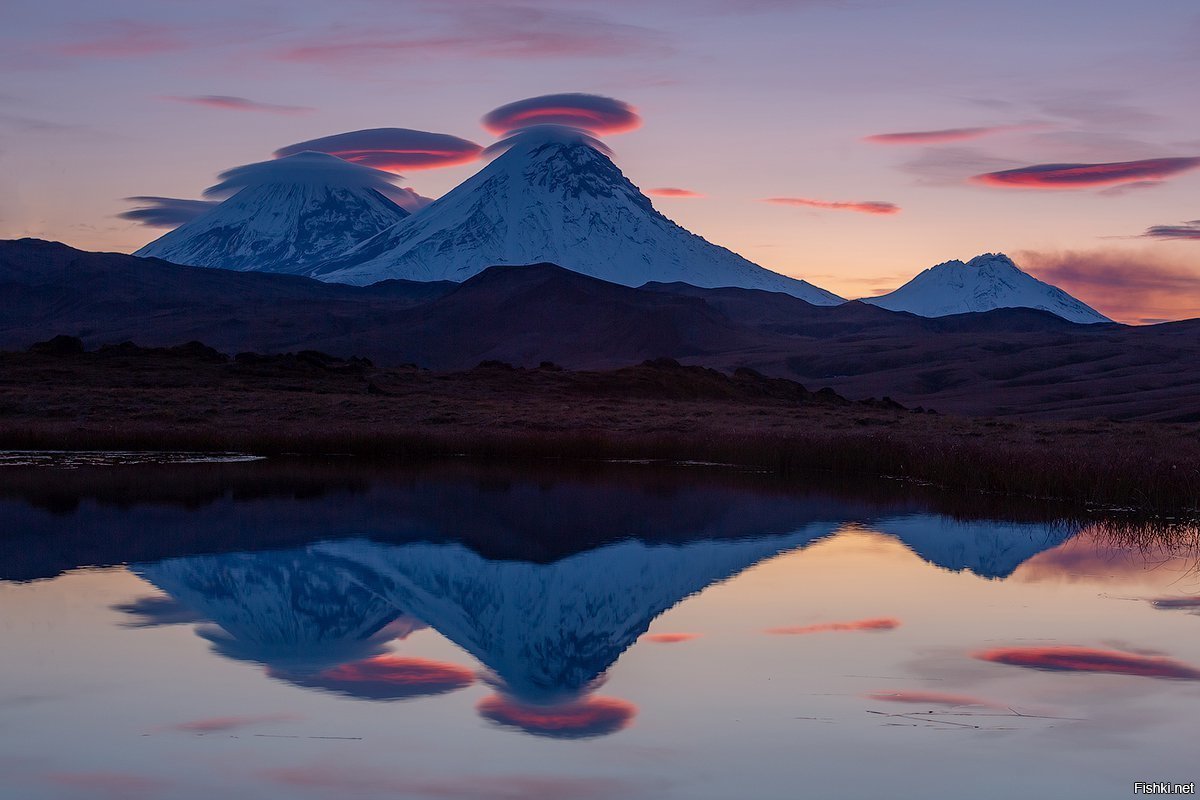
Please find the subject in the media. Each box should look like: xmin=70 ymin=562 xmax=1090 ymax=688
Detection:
xmin=134 ymin=152 xmax=410 ymax=274
xmin=309 ymin=129 xmax=842 ymax=304
xmin=863 ymin=253 xmax=1110 ymax=324
xmin=381 ymin=262 xmax=771 ymax=369
xmin=6 ymin=239 xmax=1200 ymax=419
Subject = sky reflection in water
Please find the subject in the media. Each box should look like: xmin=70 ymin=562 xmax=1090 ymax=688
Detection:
xmin=0 ymin=462 xmax=1197 ymax=800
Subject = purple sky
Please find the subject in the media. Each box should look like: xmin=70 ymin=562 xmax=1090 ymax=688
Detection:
xmin=1 ymin=0 xmax=1198 ymax=322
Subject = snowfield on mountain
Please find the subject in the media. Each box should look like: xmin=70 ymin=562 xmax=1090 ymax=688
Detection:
xmin=134 ymin=152 xmax=411 ymax=274
xmin=308 ymin=128 xmax=843 ymax=305
xmin=863 ymin=253 xmax=1111 ymax=324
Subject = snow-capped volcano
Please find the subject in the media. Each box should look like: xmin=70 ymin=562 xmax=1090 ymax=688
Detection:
xmin=863 ymin=253 xmax=1110 ymax=324
xmin=308 ymin=127 xmax=842 ymax=305
xmin=134 ymin=152 xmax=410 ymax=274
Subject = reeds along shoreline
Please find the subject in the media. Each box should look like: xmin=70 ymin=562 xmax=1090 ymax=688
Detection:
xmin=2 ymin=419 xmax=1196 ymax=515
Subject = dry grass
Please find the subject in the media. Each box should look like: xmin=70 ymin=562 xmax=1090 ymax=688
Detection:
xmin=1 ymin=350 xmax=1198 ymax=513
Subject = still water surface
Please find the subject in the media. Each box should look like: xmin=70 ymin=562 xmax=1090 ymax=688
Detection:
xmin=1 ymin=458 xmax=1197 ymax=799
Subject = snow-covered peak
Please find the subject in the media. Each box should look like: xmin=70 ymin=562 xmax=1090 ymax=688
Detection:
xmin=307 ymin=132 xmax=843 ymax=304
xmin=203 ymin=151 xmax=405 ymax=198
xmin=863 ymin=252 xmax=1111 ymax=324
xmin=133 ymin=152 xmax=410 ymax=274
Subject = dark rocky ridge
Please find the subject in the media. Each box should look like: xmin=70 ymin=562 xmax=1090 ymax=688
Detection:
xmin=3 ymin=238 xmax=1199 ymax=420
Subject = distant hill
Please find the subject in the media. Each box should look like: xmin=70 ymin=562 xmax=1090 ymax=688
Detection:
xmin=3 ymin=238 xmax=1198 ymax=420
xmin=863 ymin=253 xmax=1110 ymax=324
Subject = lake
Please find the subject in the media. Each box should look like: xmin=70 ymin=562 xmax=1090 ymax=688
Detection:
xmin=1 ymin=456 xmax=1197 ymax=799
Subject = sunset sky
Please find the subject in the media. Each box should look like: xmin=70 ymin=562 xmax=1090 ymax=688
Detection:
xmin=2 ymin=0 xmax=1197 ymax=322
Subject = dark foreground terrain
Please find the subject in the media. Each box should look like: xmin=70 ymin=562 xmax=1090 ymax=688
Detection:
xmin=4 ymin=238 xmax=1199 ymax=421
xmin=1 ymin=343 xmax=1196 ymax=513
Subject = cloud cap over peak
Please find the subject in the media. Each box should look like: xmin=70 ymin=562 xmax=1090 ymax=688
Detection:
xmin=482 ymin=123 xmax=616 ymax=158
xmin=203 ymin=151 xmax=406 ymax=198
xmin=275 ymin=128 xmax=482 ymax=172
xmin=482 ymin=93 xmax=641 ymax=136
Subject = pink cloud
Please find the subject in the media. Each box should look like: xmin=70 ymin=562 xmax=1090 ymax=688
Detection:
xmin=974 ymin=646 xmax=1200 ymax=680
xmin=269 ymin=655 xmax=475 ymax=700
xmin=971 ymin=157 xmax=1200 ymax=189
xmin=275 ymin=8 xmax=663 ymax=66
xmin=766 ymin=617 xmax=901 ymax=635
xmin=482 ymin=93 xmax=641 ymax=136
xmin=764 ymin=197 xmax=900 ymax=215
xmin=646 ymin=187 xmax=704 ymax=199
xmin=863 ymin=690 xmax=1006 ymax=709
xmin=477 ymin=694 xmax=637 ymax=739
xmin=165 ymin=95 xmax=313 ymax=115
xmin=163 ymin=712 xmax=301 ymax=733
xmin=58 ymin=21 xmax=183 ymax=57
xmin=275 ymin=128 xmax=482 ymax=172
xmin=643 ymin=632 xmax=702 ymax=643
xmin=864 ymin=125 xmax=1026 ymax=145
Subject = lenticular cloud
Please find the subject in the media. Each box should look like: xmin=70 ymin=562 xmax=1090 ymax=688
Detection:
xmin=476 ymin=693 xmax=637 ymax=739
xmin=482 ymin=93 xmax=641 ymax=136
xmin=971 ymin=157 xmax=1200 ymax=189
xmin=863 ymin=125 xmax=1025 ymax=145
xmin=974 ymin=645 xmax=1200 ymax=680
xmin=481 ymin=123 xmax=615 ymax=158
xmin=275 ymin=128 xmax=483 ymax=172
xmin=1144 ymin=220 xmax=1200 ymax=241
xmin=764 ymin=197 xmax=900 ymax=215
xmin=203 ymin=151 xmax=407 ymax=199
xmin=119 ymin=196 xmax=218 ymax=227
xmin=647 ymin=187 xmax=704 ymax=199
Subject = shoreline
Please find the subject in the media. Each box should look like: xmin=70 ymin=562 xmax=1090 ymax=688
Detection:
xmin=2 ymin=347 xmax=1197 ymax=514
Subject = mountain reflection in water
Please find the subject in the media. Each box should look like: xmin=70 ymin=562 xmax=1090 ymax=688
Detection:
xmin=4 ymin=459 xmax=1199 ymax=800
xmin=83 ymin=461 xmax=1083 ymax=738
